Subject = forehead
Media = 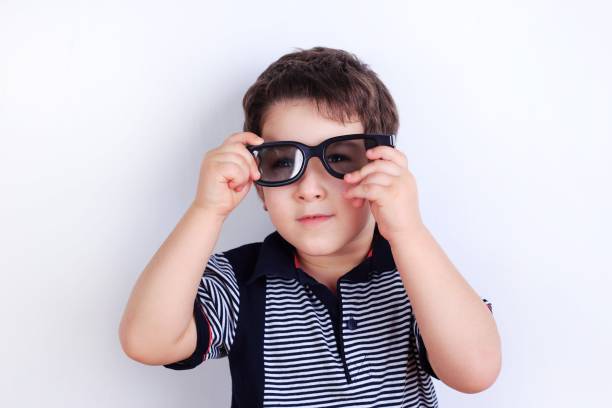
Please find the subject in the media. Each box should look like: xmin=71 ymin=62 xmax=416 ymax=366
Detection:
xmin=261 ymin=99 xmax=364 ymax=146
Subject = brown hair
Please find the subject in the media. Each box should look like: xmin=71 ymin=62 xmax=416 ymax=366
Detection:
xmin=242 ymin=46 xmax=399 ymax=136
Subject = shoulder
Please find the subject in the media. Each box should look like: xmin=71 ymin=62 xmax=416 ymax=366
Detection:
xmin=214 ymin=241 xmax=263 ymax=286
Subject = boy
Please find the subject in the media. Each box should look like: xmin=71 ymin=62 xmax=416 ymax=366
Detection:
xmin=119 ymin=46 xmax=501 ymax=407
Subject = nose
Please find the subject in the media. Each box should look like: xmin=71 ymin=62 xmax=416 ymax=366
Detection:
xmin=294 ymin=157 xmax=327 ymax=201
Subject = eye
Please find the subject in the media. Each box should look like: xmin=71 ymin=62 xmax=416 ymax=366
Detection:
xmin=272 ymin=158 xmax=294 ymax=168
xmin=327 ymin=154 xmax=350 ymax=163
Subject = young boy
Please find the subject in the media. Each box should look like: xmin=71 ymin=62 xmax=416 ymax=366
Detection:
xmin=119 ymin=46 xmax=501 ymax=407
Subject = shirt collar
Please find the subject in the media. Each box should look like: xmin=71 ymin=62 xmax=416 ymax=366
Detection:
xmin=246 ymin=223 xmax=396 ymax=286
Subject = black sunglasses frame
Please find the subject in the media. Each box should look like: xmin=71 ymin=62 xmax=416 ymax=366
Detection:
xmin=246 ymin=133 xmax=396 ymax=187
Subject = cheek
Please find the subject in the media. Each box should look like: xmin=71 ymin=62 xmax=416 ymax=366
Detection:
xmin=264 ymin=190 xmax=292 ymax=217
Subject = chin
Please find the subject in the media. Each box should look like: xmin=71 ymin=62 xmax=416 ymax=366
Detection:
xmin=287 ymin=229 xmax=344 ymax=255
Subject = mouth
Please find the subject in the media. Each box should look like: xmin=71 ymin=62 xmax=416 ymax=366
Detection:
xmin=297 ymin=214 xmax=334 ymax=225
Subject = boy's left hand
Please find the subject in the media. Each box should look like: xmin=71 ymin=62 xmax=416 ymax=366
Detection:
xmin=343 ymin=145 xmax=424 ymax=242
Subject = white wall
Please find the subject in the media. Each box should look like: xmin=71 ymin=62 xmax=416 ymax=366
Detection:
xmin=1 ymin=0 xmax=610 ymax=406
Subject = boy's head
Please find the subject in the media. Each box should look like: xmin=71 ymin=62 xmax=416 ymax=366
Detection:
xmin=241 ymin=46 xmax=399 ymax=256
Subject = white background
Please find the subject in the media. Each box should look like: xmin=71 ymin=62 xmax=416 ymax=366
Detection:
xmin=1 ymin=0 xmax=610 ymax=406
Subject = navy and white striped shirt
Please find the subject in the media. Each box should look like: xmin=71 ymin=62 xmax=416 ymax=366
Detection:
xmin=164 ymin=223 xmax=493 ymax=407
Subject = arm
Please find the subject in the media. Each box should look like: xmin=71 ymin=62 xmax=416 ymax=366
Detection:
xmin=388 ymin=225 xmax=501 ymax=394
xmin=118 ymin=204 xmax=225 ymax=365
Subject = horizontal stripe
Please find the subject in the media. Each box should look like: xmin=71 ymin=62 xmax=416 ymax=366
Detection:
xmin=263 ymin=268 xmax=439 ymax=407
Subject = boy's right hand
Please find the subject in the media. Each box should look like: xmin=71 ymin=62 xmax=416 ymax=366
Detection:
xmin=192 ymin=132 xmax=264 ymax=218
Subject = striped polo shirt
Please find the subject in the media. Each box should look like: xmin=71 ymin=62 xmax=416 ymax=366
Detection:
xmin=164 ymin=223 xmax=493 ymax=407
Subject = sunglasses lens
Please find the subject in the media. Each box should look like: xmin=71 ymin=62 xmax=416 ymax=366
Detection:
xmin=254 ymin=145 xmax=304 ymax=183
xmin=325 ymin=139 xmax=370 ymax=175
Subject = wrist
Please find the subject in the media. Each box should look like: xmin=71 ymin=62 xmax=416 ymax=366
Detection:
xmin=188 ymin=202 xmax=227 ymax=225
xmin=387 ymin=222 xmax=429 ymax=246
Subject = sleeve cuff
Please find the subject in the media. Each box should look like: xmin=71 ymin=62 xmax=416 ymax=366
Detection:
xmin=416 ymin=331 xmax=440 ymax=380
xmin=163 ymin=295 xmax=210 ymax=370
xmin=413 ymin=316 xmax=439 ymax=380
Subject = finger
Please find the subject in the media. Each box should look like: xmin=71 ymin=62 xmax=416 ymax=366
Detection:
xmin=358 ymin=172 xmax=395 ymax=187
xmin=216 ymin=160 xmax=246 ymax=191
xmin=343 ymin=160 xmax=402 ymax=184
xmin=343 ymin=173 xmax=393 ymax=201
xmin=223 ymin=131 xmax=265 ymax=148
xmin=224 ymin=152 xmax=253 ymax=189
xmin=217 ymin=154 xmax=250 ymax=189
xmin=343 ymin=181 xmax=386 ymax=201
xmin=365 ymin=145 xmax=408 ymax=168
xmin=224 ymin=142 xmax=262 ymax=180
xmin=224 ymin=132 xmax=264 ymax=179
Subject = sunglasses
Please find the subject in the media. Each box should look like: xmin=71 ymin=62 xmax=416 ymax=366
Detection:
xmin=246 ymin=133 xmax=396 ymax=187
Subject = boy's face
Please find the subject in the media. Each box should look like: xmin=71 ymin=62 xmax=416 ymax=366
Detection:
xmin=255 ymin=98 xmax=374 ymax=256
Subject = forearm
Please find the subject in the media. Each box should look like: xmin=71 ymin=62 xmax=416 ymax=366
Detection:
xmin=119 ymin=203 xmax=225 ymax=358
xmin=388 ymin=224 xmax=501 ymax=393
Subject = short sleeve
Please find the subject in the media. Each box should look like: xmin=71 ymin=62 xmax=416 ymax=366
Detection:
xmin=163 ymin=252 xmax=240 ymax=370
xmin=413 ymin=297 xmax=493 ymax=380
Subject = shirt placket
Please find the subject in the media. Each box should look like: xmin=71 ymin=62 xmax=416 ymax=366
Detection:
xmin=337 ymin=279 xmax=371 ymax=384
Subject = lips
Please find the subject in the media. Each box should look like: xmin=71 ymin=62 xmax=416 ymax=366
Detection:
xmin=297 ymin=213 xmax=333 ymax=221
xmin=297 ymin=214 xmax=334 ymax=226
